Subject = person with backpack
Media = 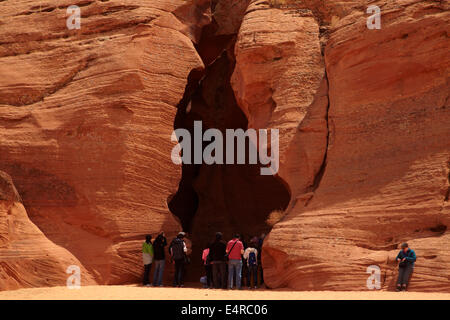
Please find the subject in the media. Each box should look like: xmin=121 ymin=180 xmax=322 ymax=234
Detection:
xmin=152 ymin=231 xmax=167 ymax=287
xmin=202 ymin=245 xmax=213 ymax=288
xmin=226 ymin=234 xmax=244 ymax=290
xmin=395 ymin=242 xmax=416 ymax=291
xmin=169 ymin=232 xmax=188 ymax=287
xmin=243 ymin=243 xmax=258 ymax=289
xmin=209 ymin=232 xmax=227 ymax=289
xmin=142 ymin=235 xmax=154 ymax=287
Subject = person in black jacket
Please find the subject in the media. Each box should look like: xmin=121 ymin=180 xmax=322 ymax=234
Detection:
xmin=169 ymin=232 xmax=188 ymax=287
xmin=209 ymin=232 xmax=227 ymax=289
xmin=152 ymin=231 xmax=167 ymax=287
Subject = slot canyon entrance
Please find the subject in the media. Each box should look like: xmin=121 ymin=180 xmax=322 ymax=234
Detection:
xmin=168 ymin=13 xmax=291 ymax=281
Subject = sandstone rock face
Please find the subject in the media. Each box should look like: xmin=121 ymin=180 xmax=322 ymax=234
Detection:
xmin=0 ymin=0 xmax=449 ymax=292
xmin=0 ymin=0 xmax=211 ymax=286
xmin=0 ymin=171 xmax=95 ymax=290
xmin=253 ymin=0 xmax=450 ymax=291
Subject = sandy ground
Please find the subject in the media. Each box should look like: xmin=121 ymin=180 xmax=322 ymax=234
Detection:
xmin=1 ymin=285 xmax=449 ymax=300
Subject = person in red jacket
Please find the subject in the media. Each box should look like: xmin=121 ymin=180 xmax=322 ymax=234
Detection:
xmin=226 ymin=234 xmax=244 ymax=290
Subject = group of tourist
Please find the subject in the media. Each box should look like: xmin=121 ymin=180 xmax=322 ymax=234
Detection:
xmin=142 ymin=232 xmax=416 ymax=291
xmin=141 ymin=231 xmax=265 ymax=289
xmin=202 ymin=232 xmax=265 ymax=290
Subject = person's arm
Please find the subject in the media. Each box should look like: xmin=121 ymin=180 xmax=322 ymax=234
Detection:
xmin=243 ymin=248 xmax=249 ymax=260
xmin=225 ymin=242 xmax=230 ymax=254
xmin=396 ymin=251 xmax=401 ymax=261
xmin=405 ymin=250 xmax=416 ymax=262
xmin=183 ymin=241 xmax=187 ymax=253
xmin=240 ymin=242 xmax=244 ymax=255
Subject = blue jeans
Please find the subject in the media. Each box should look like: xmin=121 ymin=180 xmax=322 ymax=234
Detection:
xmin=152 ymin=259 xmax=165 ymax=286
xmin=228 ymin=259 xmax=242 ymax=289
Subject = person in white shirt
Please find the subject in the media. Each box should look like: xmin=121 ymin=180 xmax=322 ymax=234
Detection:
xmin=243 ymin=244 xmax=258 ymax=289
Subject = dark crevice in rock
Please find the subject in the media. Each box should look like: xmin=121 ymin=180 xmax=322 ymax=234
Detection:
xmin=168 ymin=1 xmax=290 ymax=280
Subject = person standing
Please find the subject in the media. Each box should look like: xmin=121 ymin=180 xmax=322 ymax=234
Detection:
xmin=240 ymin=234 xmax=248 ymax=289
xmin=152 ymin=231 xmax=167 ymax=287
xmin=243 ymin=243 xmax=258 ymax=289
xmin=169 ymin=232 xmax=188 ymax=287
xmin=257 ymin=233 xmax=266 ymax=285
xmin=209 ymin=232 xmax=227 ymax=289
xmin=396 ymin=242 xmax=416 ymax=291
xmin=226 ymin=234 xmax=244 ymax=290
xmin=202 ymin=245 xmax=213 ymax=288
xmin=142 ymin=235 xmax=154 ymax=287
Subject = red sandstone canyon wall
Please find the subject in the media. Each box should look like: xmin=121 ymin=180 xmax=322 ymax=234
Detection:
xmin=0 ymin=0 xmax=212 ymax=287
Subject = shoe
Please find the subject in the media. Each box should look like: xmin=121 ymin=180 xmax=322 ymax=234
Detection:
xmin=254 ymin=286 xmax=258 ymax=289
xmin=145 ymin=284 xmax=151 ymax=287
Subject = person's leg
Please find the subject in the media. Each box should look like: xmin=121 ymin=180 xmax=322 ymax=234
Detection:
xmin=173 ymin=261 xmax=180 ymax=286
xmin=206 ymin=265 xmax=212 ymax=288
xmin=249 ymin=265 xmax=256 ymax=288
xmin=402 ymin=265 xmax=414 ymax=290
xmin=156 ymin=260 xmax=165 ymax=286
xmin=236 ymin=260 xmax=242 ymax=290
xmin=246 ymin=265 xmax=251 ymax=288
xmin=220 ymin=262 xmax=227 ymax=289
xmin=212 ymin=263 xmax=219 ymax=288
xmin=143 ymin=263 xmax=150 ymax=285
xmin=179 ymin=260 xmax=185 ymax=286
xmin=396 ymin=267 xmax=404 ymax=291
xmin=152 ymin=260 xmax=159 ymax=286
xmin=228 ymin=261 xmax=234 ymax=289
xmin=260 ymin=263 xmax=264 ymax=285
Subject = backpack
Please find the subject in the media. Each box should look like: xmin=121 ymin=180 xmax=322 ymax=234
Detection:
xmin=248 ymin=250 xmax=257 ymax=266
xmin=170 ymin=238 xmax=185 ymax=260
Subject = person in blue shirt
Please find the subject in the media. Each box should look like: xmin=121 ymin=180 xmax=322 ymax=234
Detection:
xmin=395 ymin=242 xmax=416 ymax=291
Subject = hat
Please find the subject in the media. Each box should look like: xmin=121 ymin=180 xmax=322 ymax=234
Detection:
xmin=178 ymin=232 xmax=186 ymax=237
xmin=401 ymin=242 xmax=408 ymax=249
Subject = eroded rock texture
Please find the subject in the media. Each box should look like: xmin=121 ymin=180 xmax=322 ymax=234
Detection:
xmin=251 ymin=0 xmax=450 ymax=291
xmin=0 ymin=171 xmax=95 ymax=290
xmin=0 ymin=0 xmax=211 ymax=287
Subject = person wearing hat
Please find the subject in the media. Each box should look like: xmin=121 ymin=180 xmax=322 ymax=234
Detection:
xmin=395 ymin=242 xmax=416 ymax=291
xmin=169 ymin=232 xmax=188 ymax=287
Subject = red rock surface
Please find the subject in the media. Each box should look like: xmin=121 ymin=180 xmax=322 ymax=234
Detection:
xmin=0 ymin=0 xmax=211 ymax=286
xmin=246 ymin=0 xmax=450 ymax=291
xmin=0 ymin=0 xmax=449 ymax=292
xmin=0 ymin=171 xmax=95 ymax=290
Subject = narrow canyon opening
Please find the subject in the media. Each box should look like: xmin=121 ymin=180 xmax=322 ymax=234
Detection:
xmin=168 ymin=13 xmax=291 ymax=280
